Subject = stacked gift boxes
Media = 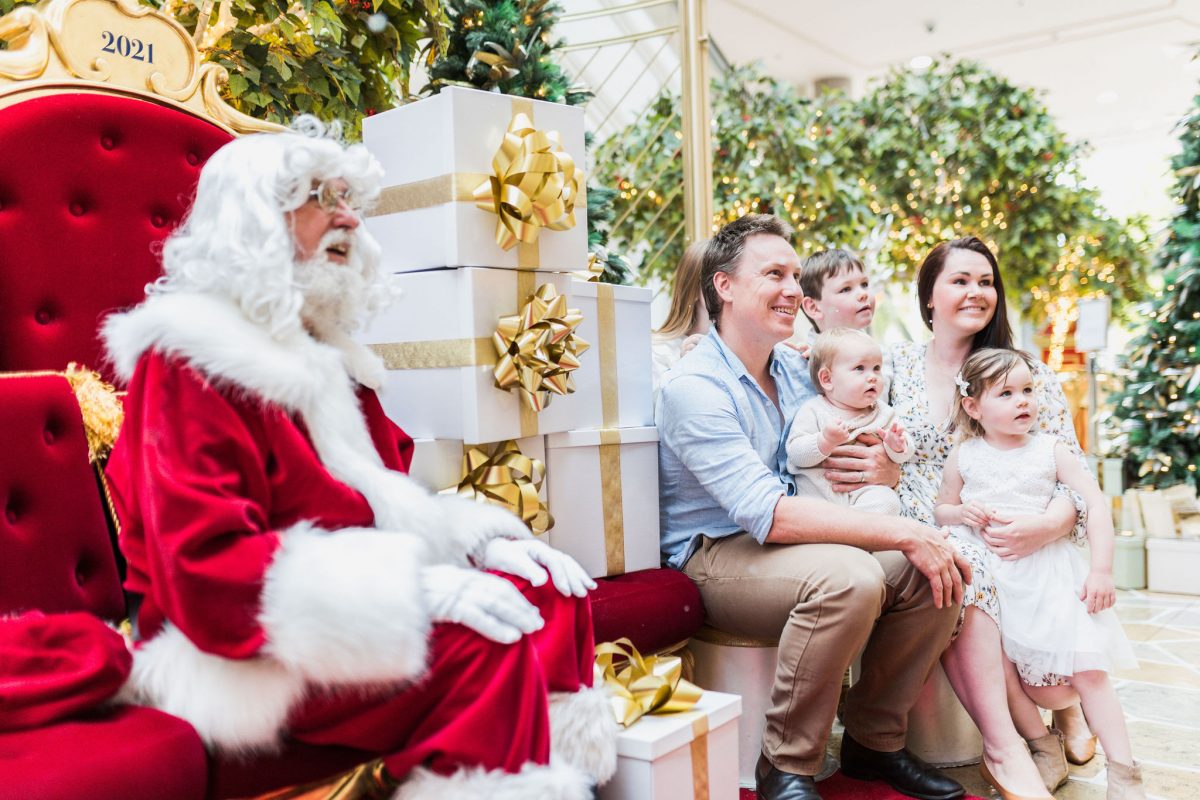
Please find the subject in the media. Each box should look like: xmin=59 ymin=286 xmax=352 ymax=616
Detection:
xmin=359 ymin=85 xmax=660 ymax=579
xmin=361 ymin=85 xmax=739 ymax=799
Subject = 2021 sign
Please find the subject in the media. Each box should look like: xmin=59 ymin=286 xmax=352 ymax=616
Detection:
xmin=100 ymin=30 xmax=154 ymax=63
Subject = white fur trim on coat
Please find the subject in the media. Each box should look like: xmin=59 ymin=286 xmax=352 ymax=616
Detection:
xmin=117 ymin=623 xmax=304 ymax=755
xmin=393 ymin=763 xmax=593 ymax=800
xmin=548 ymin=687 xmax=619 ymax=785
xmin=102 ymin=292 xmax=528 ymax=565
xmin=260 ymin=523 xmax=430 ymax=685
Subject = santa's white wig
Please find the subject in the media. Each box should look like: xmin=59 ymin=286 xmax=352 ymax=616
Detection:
xmin=151 ymin=117 xmax=391 ymax=337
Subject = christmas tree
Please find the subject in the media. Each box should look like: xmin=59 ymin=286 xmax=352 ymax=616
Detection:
xmin=424 ymin=0 xmax=588 ymax=106
xmin=424 ymin=0 xmax=629 ymax=284
xmin=1108 ymin=90 xmax=1200 ymax=490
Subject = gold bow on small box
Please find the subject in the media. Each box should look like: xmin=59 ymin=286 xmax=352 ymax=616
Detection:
xmin=595 ymin=638 xmax=703 ymax=727
xmin=473 ymin=112 xmax=584 ymax=251
xmin=492 ymin=283 xmax=588 ymax=412
xmin=443 ymin=440 xmax=553 ymax=536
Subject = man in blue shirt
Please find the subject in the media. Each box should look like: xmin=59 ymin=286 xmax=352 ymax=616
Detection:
xmin=657 ymin=215 xmax=970 ymax=800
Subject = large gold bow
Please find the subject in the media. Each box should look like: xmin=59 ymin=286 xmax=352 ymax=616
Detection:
xmin=492 ymin=283 xmax=588 ymax=412
xmin=472 ymin=112 xmax=584 ymax=251
xmin=595 ymin=638 xmax=703 ymax=727
xmin=443 ymin=440 xmax=553 ymax=536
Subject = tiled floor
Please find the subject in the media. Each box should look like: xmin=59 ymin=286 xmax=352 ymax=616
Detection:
xmin=938 ymin=590 xmax=1200 ymax=799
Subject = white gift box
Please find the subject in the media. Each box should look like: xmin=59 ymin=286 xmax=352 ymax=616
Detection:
xmin=363 ymin=86 xmax=588 ymax=273
xmin=360 ymin=268 xmax=596 ymax=444
xmin=1146 ymin=536 xmax=1200 ymax=595
xmin=599 ymin=691 xmax=742 ymax=800
xmin=544 ymin=426 xmax=659 ymax=578
xmin=543 ymin=279 xmax=654 ymax=431
xmin=407 ymin=436 xmax=551 ymax=542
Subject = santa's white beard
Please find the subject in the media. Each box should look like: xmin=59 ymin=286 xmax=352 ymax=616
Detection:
xmin=294 ymin=230 xmax=373 ymax=336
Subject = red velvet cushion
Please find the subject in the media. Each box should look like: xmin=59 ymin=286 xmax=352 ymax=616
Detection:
xmin=0 ymin=374 xmax=123 ymax=620
xmin=0 ymin=93 xmax=232 ymax=381
xmin=0 ymin=705 xmax=207 ymax=800
xmin=591 ymin=568 xmax=704 ymax=654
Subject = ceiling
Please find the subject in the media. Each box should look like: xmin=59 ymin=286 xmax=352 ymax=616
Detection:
xmin=706 ymin=0 xmax=1200 ymax=221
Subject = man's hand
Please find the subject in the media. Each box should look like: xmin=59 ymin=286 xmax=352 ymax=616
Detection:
xmin=882 ymin=421 xmax=907 ymax=453
xmin=1080 ymin=569 xmax=1116 ymax=614
xmin=821 ymin=419 xmax=850 ymax=451
xmin=982 ymin=512 xmax=1063 ymax=560
xmin=961 ymin=500 xmax=993 ymax=529
xmin=823 ymin=436 xmax=901 ymax=491
xmin=900 ymin=524 xmax=972 ymax=609
xmin=481 ymin=538 xmax=596 ymax=598
xmin=421 ymin=565 xmax=544 ymax=643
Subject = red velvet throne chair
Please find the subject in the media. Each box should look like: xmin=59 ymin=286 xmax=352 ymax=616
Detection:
xmin=0 ymin=0 xmax=700 ymax=796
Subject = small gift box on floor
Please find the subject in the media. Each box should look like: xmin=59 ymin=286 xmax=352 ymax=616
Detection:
xmin=363 ymin=86 xmax=588 ymax=272
xmin=361 ymin=268 xmax=598 ymax=443
xmin=545 ymin=426 xmax=660 ymax=578
xmin=1146 ymin=536 xmax=1200 ymax=595
xmin=600 ymin=690 xmax=742 ymax=800
xmin=542 ymin=279 xmax=654 ymax=431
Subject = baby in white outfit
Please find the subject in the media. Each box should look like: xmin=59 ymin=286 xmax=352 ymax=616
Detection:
xmin=785 ymin=328 xmax=912 ymax=514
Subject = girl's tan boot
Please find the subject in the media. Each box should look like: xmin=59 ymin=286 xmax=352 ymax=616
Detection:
xmin=1106 ymin=760 xmax=1147 ymax=800
xmin=1027 ymin=728 xmax=1068 ymax=792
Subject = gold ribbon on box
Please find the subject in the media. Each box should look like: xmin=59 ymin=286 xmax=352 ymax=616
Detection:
xmin=492 ymin=282 xmax=588 ymax=415
xmin=443 ymin=440 xmax=553 ymax=536
xmin=371 ymin=97 xmax=585 ymax=270
xmin=594 ymin=638 xmax=702 ymax=728
xmin=368 ymin=274 xmax=584 ymax=438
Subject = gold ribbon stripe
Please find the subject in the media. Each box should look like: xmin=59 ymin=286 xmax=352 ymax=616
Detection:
xmin=517 ymin=270 xmax=537 ymax=437
xmin=597 ymin=283 xmax=620 ymax=429
xmin=690 ymin=713 xmax=710 ymax=800
xmin=369 ymin=338 xmax=495 ymax=370
xmin=599 ymin=437 xmax=625 ymax=576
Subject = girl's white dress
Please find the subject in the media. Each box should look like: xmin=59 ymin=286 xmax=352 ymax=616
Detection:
xmin=954 ymin=433 xmax=1137 ymax=684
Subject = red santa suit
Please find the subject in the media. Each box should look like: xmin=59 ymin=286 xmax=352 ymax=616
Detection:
xmin=102 ymin=291 xmax=615 ymax=797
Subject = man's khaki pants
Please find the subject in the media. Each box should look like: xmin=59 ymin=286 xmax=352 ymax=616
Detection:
xmin=683 ymin=533 xmax=959 ymax=775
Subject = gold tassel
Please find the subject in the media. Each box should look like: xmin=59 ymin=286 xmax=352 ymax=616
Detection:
xmin=63 ymin=364 xmax=123 ymax=463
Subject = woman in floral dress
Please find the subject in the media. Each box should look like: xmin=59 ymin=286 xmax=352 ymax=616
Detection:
xmin=889 ymin=236 xmax=1089 ymax=798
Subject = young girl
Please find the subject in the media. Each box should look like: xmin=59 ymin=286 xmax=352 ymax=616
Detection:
xmin=935 ymin=348 xmax=1141 ymax=800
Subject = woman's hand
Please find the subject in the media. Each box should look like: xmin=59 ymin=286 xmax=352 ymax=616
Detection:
xmin=823 ymin=434 xmax=901 ymax=491
xmin=679 ymin=333 xmax=705 ymax=358
xmin=982 ymin=496 xmax=1075 ymax=559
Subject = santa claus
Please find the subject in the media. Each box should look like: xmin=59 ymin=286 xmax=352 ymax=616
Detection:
xmin=102 ymin=118 xmax=617 ymax=798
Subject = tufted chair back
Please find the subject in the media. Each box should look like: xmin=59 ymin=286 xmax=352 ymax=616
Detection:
xmin=0 ymin=93 xmax=232 ymax=381
xmin=0 ymin=373 xmax=124 ymax=618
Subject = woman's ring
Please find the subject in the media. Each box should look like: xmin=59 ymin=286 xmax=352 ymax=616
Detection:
xmin=858 ymin=471 xmax=866 ymax=484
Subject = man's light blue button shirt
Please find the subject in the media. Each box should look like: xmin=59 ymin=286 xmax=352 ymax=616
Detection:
xmin=656 ymin=330 xmax=816 ymax=569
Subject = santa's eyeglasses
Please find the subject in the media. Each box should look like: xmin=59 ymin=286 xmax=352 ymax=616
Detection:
xmin=306 ymin=181 xmax=363 ymax=214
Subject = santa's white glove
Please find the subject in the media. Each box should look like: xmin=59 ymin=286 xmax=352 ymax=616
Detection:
xmin=481 ymin=538 xmax=597 ymax=598
xmin=440 ymin=494 xmax=532 ymax=544
xmin=421 ymin=565 xmax=543 ymax=644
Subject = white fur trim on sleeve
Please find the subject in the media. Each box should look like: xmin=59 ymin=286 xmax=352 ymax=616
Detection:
xmin=259 ymin=523 xmax=430 ymax=686
xmin=118 ymin=623 xmax=303 ymax=755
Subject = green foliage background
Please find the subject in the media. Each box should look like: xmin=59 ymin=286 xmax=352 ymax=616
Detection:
xmin=0 ymin=0 xmax=448 ymax=135
xmin=595 ymin=59 xmax=1152 ymax=319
